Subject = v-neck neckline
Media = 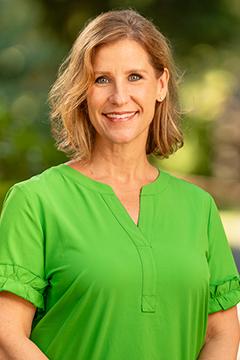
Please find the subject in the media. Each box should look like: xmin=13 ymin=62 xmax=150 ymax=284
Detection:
xmin=56 ymin=162 xmax=171 ymax=230
xmin=56 ymin=162 xmax=170 ymax=196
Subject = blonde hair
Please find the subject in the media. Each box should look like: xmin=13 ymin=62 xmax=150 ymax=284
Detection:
xmin=49 ymin=9 xmax=183 ymax=163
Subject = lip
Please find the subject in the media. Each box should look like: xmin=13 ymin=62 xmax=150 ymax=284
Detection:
xmin=103 ymin=111 xmax=138 ymax=115
xmin=103 ymin=111 xmax=138 ymax=122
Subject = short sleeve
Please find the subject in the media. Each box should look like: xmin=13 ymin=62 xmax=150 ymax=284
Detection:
xmin=207 ymin=195 xmax=240 ymax=314
xmin=0 ymin=184 xmax=48 ymax=310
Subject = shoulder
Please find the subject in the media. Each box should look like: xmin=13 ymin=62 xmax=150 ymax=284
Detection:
xmin=162 ymin=169 xmax=214 ymax=207
xmin=3 ymin=164 xmax=64 ymax=206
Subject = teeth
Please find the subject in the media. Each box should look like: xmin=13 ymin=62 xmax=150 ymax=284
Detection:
xmin=105 ymin=112 xmax=136 ymax=119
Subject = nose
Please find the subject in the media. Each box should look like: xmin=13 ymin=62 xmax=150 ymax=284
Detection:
xmin=108 ymin=80 xmax=130 ymax=105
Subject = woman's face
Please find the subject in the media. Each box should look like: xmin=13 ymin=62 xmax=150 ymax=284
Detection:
xmin=86 ymin=38 xmax=169 ymax=149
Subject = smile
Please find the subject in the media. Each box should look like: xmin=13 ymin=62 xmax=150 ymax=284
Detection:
xmin=103 ymin=111 xmax=138 ymax=122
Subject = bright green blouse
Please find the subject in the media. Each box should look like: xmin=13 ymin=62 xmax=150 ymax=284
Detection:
xmin=0 ymin=163 xmax=239 ymax=360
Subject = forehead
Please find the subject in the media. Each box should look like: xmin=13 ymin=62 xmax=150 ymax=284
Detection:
xmin=92 ymin=39 xmax=153 ymax=70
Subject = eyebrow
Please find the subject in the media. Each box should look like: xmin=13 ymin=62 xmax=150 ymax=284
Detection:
xmin=94 ymin=69 xmax=148 ymax=75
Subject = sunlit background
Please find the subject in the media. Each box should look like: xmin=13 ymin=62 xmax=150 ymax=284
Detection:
xmin=1 ymin=0 xmax=239 ymax=249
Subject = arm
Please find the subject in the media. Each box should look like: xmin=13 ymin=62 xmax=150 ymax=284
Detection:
xmin=198 ymin=306 xmax=240 ymax=359
xmin=0 ymin=291 xmax=49 ymax=360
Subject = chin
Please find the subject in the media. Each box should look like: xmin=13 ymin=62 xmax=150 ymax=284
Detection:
xmin=106 ymin=131 xmax=139 ymax=144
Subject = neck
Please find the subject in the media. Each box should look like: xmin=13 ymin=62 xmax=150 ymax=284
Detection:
xmin=85 ymin=140 xmax=156 ymax=184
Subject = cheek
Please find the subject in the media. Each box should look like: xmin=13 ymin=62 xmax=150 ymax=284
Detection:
xmin=86 ymin=88 xmax=103 ymax=112
xmin=142 ymin=90 xmax=158 ymax=115
xmin=86 ymin=93 xmax=107 ymax=133
xmin=135 ymin=85 xmax=157 ymax=104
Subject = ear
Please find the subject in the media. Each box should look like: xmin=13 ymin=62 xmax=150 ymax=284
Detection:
xmin=156 ymin=68 xmax=169 ymax=102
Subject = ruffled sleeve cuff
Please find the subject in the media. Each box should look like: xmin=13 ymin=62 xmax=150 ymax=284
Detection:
xmin=0 ymin=264 xmax=48 ymax=310
xmin=208 ymin=275 xmax=240 ymax=314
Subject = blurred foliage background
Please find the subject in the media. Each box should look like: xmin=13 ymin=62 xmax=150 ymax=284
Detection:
xmin=0 ymin=0 xmax=239 ymax=260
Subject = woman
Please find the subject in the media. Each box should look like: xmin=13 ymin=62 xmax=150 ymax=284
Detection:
xmin=0 ymin=9 xmax=239 ymax=360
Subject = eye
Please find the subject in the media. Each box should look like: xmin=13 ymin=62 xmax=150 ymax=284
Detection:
xmin=95 ymin=76 xmax=110 ymax=84
xmin=129 ymin=73 xmax=142 ymax=81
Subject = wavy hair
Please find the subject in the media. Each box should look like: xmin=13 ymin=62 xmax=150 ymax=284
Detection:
xmin=49 ymin=9 xmax=184 ymax=163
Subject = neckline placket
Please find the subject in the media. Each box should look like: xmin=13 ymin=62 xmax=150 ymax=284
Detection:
xmin=101 ymin=190 xmax=159 ymax=313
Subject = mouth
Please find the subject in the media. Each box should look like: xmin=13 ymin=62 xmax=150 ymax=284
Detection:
xmin=103 ymin=111 xmax=138 ymax=122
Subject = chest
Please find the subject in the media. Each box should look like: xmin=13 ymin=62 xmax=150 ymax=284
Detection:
xmin=44 ymin=190 xmax=209 ymax=315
